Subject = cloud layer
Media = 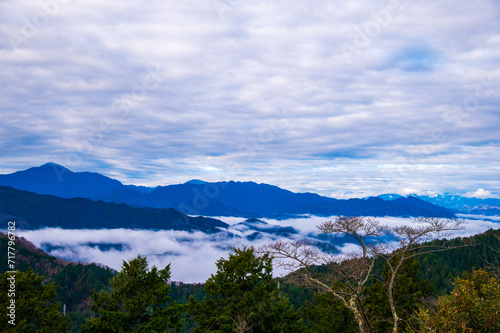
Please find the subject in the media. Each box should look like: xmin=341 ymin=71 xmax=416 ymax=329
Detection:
xmin=1 ymin=0 xmax=499 ymax=197
xmin=19 ymin=215 xmax=499 ymax=282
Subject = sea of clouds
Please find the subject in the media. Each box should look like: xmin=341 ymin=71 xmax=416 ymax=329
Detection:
xmin=18 ymin=215 xmax=499 ymax=283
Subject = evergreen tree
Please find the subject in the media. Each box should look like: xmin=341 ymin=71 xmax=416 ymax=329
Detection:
xmin=0 ymin=268 xmax=70 ymax=332
xmin=364 ymin=257 xmax=434 ymax=332
xmin=187 ymin=247 xmax=303 ymax=332
xmin=82 ymin=255 xmax=184 ymax=332
xmin=301 ymin=292 xmax=357 ymax=333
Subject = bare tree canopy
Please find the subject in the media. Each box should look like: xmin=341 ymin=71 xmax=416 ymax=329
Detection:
xmin=260 ymin=216 xmax=473 ymax=333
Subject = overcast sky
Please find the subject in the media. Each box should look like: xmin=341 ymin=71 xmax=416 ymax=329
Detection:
xmin=1 ymin=0 xmax=499 ymax=198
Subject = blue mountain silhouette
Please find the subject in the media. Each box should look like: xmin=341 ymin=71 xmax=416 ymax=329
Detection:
xmin=0 ymin=163 xmax=455 ymax=219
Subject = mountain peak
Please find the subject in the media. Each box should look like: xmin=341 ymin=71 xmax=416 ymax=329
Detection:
xmin=0 ymin=163 xmax=122 ymax=199
xmin=185 ymin=179 xmax=208 ymax=185
xmin=39 ymin=162 xmax=73 ymax=173
xmin=1 ymin=165 xmax=458 ymax=218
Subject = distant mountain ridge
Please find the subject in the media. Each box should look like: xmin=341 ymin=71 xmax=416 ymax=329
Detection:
xmin=146 ymin=181 xmax=455 ymax=218
xmin=377 ymin=193 xmax=500 ymax=216
xmin=0 ymin=163 xmax=125 ymax=198
xmin=0 ymin=185 xmax=227 ymax=232
xmin=0 ymin=163 xmax=455 ymax=219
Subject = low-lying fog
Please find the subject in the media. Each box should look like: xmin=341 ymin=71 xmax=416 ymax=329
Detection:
xmin=19 ymin=215 xmax=499 ymax=283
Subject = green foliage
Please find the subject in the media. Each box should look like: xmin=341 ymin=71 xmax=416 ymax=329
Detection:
xmin=169 ymin=282 xmax=206 ymax=305
xmin=301 ymin=292 xmax=357 ymax=333
xmin=187 ymin=247 xmax=304 ymax=332
xmin=1 ymin=233 xmax=115 ymax=332
xmin=52 ymin=263 xmax=115 ymax=311
xmin=2 ymin=228 xmax=500 ymax=332
xmin=0 ymin=268 xmax=70 ymax=332
xmin=416 ymin=229 xmax=500 ymax=294
xmin=416 ymin=269 xmax=500 ymax=332
xmin=82 ymin=255 xmax=184 ymax=332
xmin=364 ymin=257 xmax=434 ymax=332
xmin=168 ymin=282 xmax=206 ymax=332
xmin=279 ymin=282 xmax=315 ymax=310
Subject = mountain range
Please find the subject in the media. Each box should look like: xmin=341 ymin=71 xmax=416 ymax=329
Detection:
xmin=0 ymin=185 xmax=227 ymax=232
xmin=0 ymin=163 xmax=457 ymax=221
xmin=377 ymin=193 xmax=500 ymax=216
xmin=0 ymin=162 xmax=153 ymax=199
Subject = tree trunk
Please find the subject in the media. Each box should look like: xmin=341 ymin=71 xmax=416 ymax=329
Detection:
xmin=349 ymin=298 xmax=369 ymax=333
xmin=388 ymin=285 xmax=399 ymax=332
xmin=388 ymin=255 xmax=405 ymax=333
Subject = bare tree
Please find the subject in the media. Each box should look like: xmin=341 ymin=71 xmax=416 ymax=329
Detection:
xmin=261 ymin=216 xmax=387 ymax=333
xmin=383 ymin=217 xmax=469 ymax=333
xmin=261 ymin=216 xmax=471 ymax=333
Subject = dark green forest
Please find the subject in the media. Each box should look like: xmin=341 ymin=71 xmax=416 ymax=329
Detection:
xmin=1 ymin=225 xmax=500 ymax=332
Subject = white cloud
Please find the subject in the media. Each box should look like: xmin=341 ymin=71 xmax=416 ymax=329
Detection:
xmin=464 ymin=188 xmax=500 ymax=199
xmin=0 ymin=0 xmax=499 ymax=196
xmin=17 ymin=215 xmax=499 ymax=282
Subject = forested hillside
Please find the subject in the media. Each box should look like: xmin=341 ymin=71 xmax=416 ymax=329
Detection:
xmin=0 ymin=233 xmax=116 ymax=332
xmin=416 ymin=228 xmax=500 ymax=294
xmin=1 ymin=228 xmax=500 ymax=332
xmin=0 ymin=186 xmax=228 ymax=232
